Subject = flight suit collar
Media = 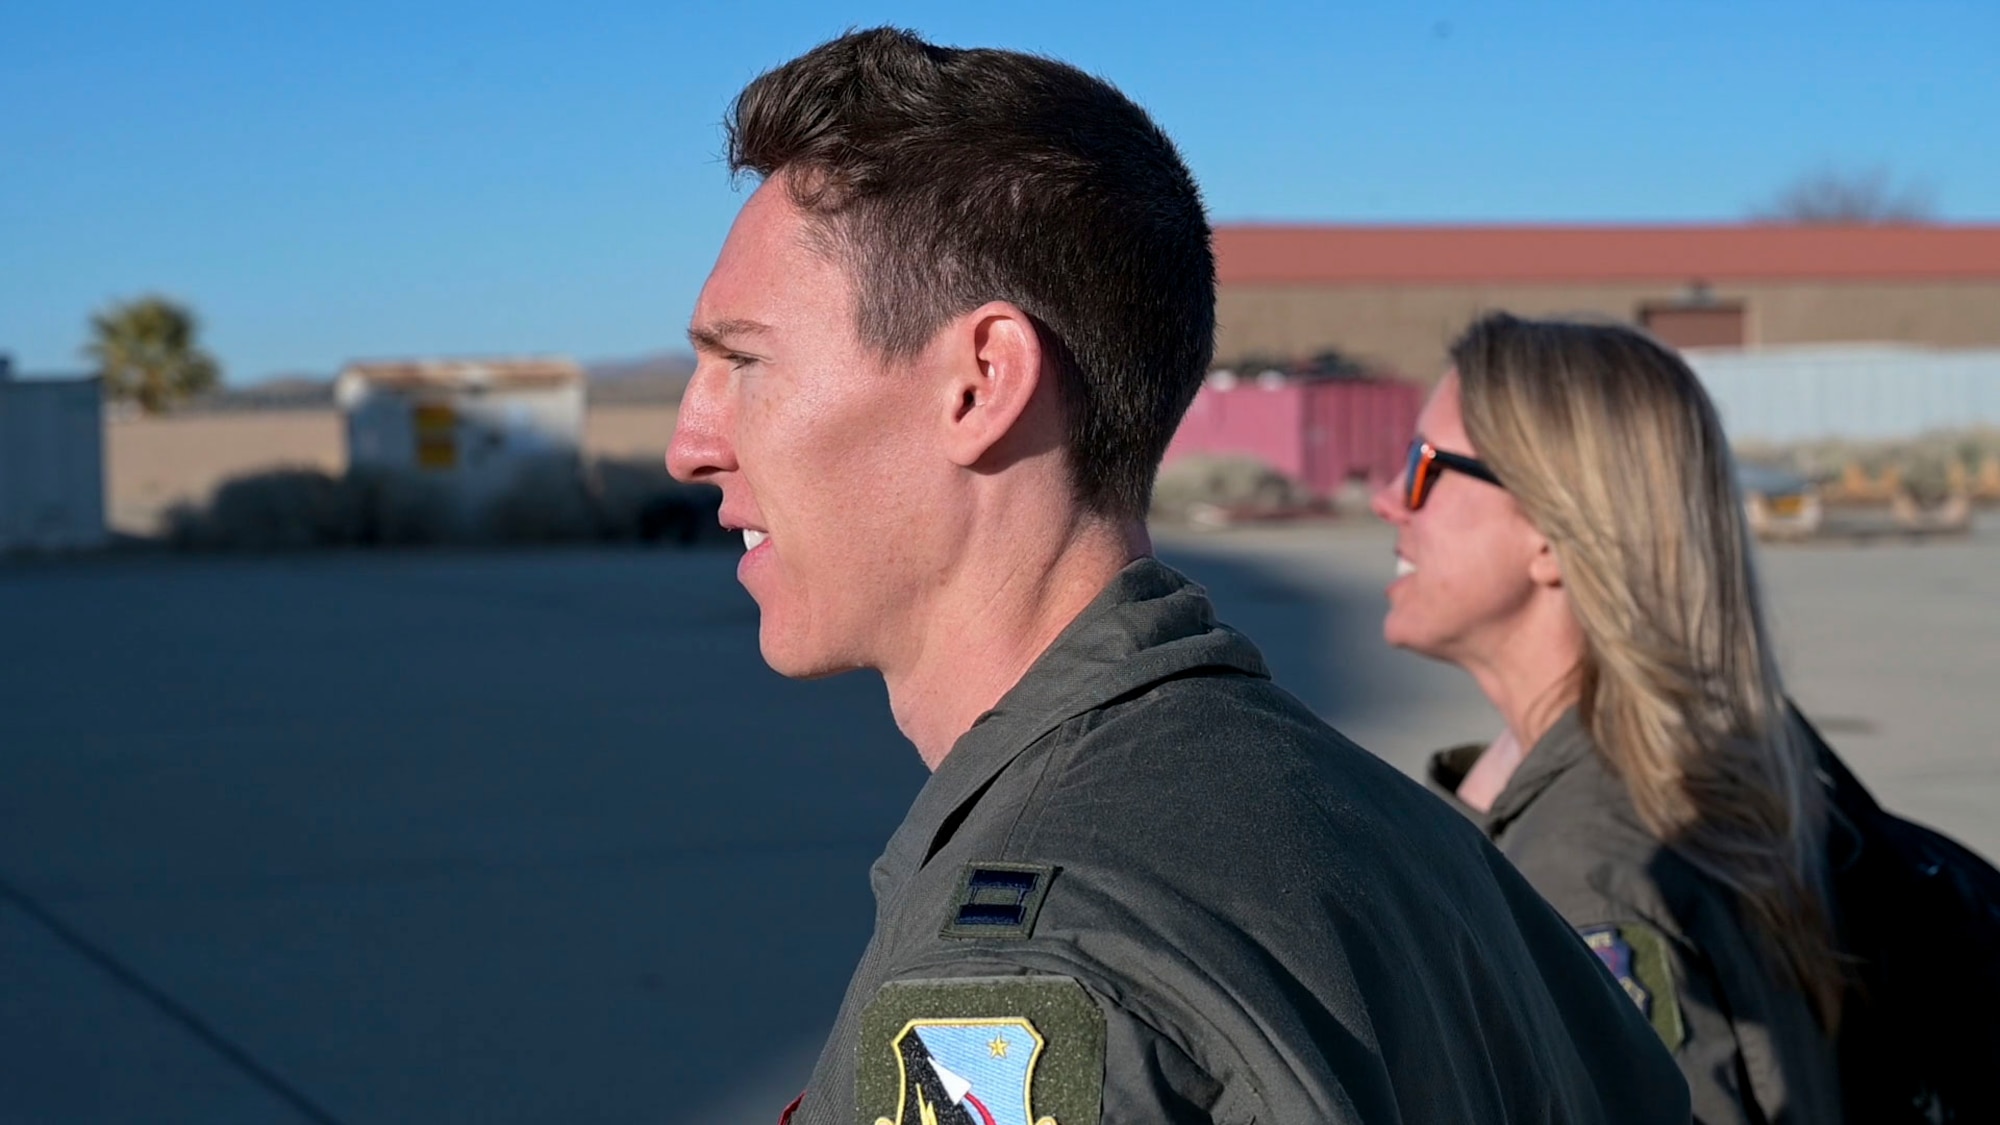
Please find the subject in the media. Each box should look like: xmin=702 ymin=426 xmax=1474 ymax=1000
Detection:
xmin=1425 ymin=743 xmax=1490 ymax=829
xmin=1425 ymin=710 xmax=1596 ymax=838
xmin=890 ymin=556 xmax=1271 ymax=872
xmin=1483 ymin=707 xmax=1593 ymax=837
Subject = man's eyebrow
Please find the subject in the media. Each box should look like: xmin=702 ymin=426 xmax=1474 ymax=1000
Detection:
xmin=687 ymin=318 xmax=772 ymax=354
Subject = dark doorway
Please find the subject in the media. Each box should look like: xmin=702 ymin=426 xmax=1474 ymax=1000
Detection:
xmin=1639 ymin=302 xmax=1748 ymax=349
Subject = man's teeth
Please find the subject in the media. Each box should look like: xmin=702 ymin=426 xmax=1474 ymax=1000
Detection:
xmin=743 ymin=529 xmax=769 ymax=550
xmin=1395 ymin=557 xmax=1416 ymax=578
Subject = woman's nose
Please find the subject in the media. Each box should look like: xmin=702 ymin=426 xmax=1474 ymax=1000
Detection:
xmin=1369 ymin=475 xmax=1408 ymax=524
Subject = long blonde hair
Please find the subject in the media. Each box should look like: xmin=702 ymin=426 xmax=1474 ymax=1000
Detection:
xmin=1451 ymin=311 xmax=1843 ymax=1029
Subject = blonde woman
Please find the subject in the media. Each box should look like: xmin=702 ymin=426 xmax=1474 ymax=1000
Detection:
xmin=1373 ymin=312 xmax=1844 ymax=1123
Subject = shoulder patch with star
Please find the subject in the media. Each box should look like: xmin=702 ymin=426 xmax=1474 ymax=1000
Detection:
xmin=857 ymin=975 xmax=1103 ymax=1125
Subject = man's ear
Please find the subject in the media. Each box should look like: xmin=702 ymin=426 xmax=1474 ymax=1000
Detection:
xmin=939 ymin=302 xmax=1048 ymax=469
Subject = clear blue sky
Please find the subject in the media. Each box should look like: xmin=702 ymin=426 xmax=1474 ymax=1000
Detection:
xmin=5 ymin=0 xmax=1996 ymax=382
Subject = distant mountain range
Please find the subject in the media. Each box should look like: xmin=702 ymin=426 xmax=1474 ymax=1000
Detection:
xmin=184 ymin=351 xmax=696 ymax=412
xmin=184 ymin=374 xmax=336 ymax=412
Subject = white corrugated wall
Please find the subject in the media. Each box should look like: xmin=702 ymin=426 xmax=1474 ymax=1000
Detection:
xmin=0 ymin=377 xmax=107 ymax=552
xmin=1685 ymin=346 xmax=2000 ymax=444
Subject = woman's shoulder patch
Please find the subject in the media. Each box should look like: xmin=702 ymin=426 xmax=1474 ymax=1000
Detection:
xmin=857 ymin=975 xmax=1103 ymax=1125
xmin=1581 ymin=921 xmax=1686 ymax=1050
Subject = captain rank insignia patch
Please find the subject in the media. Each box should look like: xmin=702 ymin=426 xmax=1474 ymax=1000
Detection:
xmin=1581 ymin=921 xmax=1685 ymax=1050
xmin=940 ymin=863 xmax=1056 ymax=940
xmin=857 ymin=976 xmax=1104 ymax=1125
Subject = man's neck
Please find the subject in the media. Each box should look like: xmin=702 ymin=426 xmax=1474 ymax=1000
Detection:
xmin=886 ymin=518 xmax=1149 ymax=769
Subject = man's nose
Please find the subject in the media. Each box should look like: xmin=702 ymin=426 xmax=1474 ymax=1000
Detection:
xmin=666 ymin=366 xmax=735 ymax=483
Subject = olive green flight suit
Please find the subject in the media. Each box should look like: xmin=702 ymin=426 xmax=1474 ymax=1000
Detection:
xmin=790 ymin=560 xmax=1688 ymax=1124
xmin=1428 ymin=710 xmax=1843 ymax=1125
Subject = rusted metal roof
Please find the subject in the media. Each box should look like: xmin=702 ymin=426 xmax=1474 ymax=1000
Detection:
xmin=1215 ymin=224 xmax=2000 ymax=286
xmin=337 ymin=357 xmax=583 ymax=391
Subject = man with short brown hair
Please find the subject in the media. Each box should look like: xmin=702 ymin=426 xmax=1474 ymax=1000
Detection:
xmin=670 ymin=27 xmax=1687 ymax=1124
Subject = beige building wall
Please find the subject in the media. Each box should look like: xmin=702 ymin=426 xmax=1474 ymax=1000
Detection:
xmin=583 ymin=405 xmax=679 ymax=462
xmin=1216 ymin=280 xmax=2000 ymax=380
xmin=107 ymin=410 xmax=344 ymax=534
xmin=106 ymin=404 xmax=680 ymax=535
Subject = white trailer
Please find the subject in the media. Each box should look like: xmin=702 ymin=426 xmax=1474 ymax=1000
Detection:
xmin=335 ymin=357 xmax=585 ymax=505
xmin=0 ymin=362 xmax=106 ymax=553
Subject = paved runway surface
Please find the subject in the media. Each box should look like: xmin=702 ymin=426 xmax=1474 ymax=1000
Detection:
xmin=2 ymin=522 xmax=1994 ymax=1123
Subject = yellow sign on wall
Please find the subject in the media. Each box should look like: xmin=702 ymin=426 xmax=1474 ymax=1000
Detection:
xmin=413 ymin=402 xmax=457 ymax=470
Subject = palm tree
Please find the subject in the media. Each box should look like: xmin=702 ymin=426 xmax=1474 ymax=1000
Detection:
xmin=86 ymin=296 xmax=222 ymax=414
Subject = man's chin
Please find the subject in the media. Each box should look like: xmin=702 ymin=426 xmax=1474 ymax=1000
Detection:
xmin=758 ymin=631 xmax=862 ymax=681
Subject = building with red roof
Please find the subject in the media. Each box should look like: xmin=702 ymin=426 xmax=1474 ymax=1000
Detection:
xmin=1214 ymin=224 xmax=2000 ymax=379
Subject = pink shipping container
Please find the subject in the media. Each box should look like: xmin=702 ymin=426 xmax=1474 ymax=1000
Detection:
xmin=1163 ymin=376 xmax=1424 ymax=498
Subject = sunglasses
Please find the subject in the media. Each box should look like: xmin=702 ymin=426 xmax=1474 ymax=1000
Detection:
xmin=1402 ymin=438 xmax=1503 ymax=510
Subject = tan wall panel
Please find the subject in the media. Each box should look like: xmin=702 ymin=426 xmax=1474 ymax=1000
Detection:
xmin=1217 ymin=280 xmax=2000 ymax=381
xmin=106 ymin=404 xmax=683 ymax=535
xmin=106 ymin=410 xmax=344 ymax=534
xmin=1751 ymin=283 xmax=2000 ymax=349
xmin=584 ymin=405 xmax=679 ymax=462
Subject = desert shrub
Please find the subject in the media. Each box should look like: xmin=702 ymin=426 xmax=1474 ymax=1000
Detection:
xmin=1950 ymin=428 xmax=2000 ymax=473
xmin=169 ymin=464 xmax=461 ymax=550
xmin=481 ymin=456 xmax=724 ymax=545
xmin=480 ymin=456 xmax=601 ymax=544
xmin=1151 ymin=455 xmax=1309 ymax=524
xmin=181 ymin=466 xmax=351 ymax=550
xmin=160 ymin=500 xmax=207 ymax=549
xmin=343 ymin=466 xmax=459 ymax=546
xmin=1899 ymin=448 xmax=1955 ymax=506
xmin=1737 ymin=427 xmax=2000 ymax=502
xmin=165 ymin=457 xmax=726 ymax=551
xmin=590 ymin=457 xmax=726 ymax=545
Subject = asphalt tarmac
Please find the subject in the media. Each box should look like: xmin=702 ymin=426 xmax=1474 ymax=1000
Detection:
xmin=1 ymin=521 xmax=1993 ymax=1123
